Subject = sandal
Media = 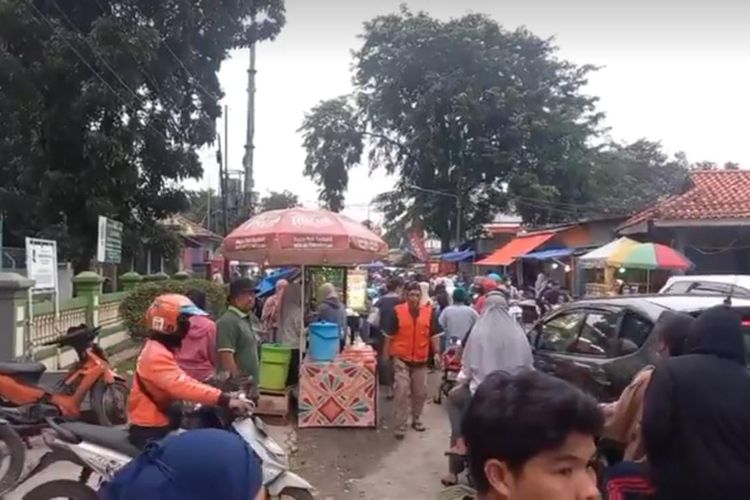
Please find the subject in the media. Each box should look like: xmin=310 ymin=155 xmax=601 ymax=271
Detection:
xmin=386 ymin=387 xmax=395 ymax=400
xmin=412 ymin=420 xmax=427 ymax=432
xmin=395 ymin=426 xmax=406 ymax=440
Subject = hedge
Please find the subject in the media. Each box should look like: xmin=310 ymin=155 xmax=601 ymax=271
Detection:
xmin=120 ymin=278 xmax=228 ymax=338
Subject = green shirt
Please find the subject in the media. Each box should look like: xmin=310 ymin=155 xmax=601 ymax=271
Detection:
xmin=216 ymin=306 xmax=260 ymax=386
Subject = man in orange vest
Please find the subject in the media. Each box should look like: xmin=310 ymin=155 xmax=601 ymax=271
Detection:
xmin=384 ymin=281 xmax=443 ymax=439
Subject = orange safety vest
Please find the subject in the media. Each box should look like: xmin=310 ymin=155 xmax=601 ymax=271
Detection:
xmin=389 ymin=303 xmax=433 ymax=363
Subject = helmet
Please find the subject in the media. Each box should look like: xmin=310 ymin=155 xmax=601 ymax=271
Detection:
xmin=145 ymin=294 xmax=207 ymax=335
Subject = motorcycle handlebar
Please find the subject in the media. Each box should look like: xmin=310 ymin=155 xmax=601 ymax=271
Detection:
xmin=40 ymin=325 xmax=101 ymax=347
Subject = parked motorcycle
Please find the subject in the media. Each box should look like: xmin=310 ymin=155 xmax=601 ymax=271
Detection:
xmin=0 ymin=325 xmax=129 ymax=494
xmin=21 ymin=411 xmax=314 ymax=499
xmin=434 ymin=337 xmax=463 ymax=405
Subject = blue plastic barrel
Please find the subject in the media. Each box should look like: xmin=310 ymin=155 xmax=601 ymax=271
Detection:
xmin=308 ymin=321 xmax=340 ymax=361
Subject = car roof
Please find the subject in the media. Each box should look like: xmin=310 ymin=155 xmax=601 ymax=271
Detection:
xmin=570 ymin=294 xmax=750 ymax=319
xmin=663 ymin=275 xmax=750 ymax=287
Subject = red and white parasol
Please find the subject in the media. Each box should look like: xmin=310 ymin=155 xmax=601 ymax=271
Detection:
xmin=222 ymin=208 xmax=388 ymax=266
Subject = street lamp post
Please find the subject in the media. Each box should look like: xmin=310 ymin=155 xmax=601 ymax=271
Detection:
xmin=405 ymin=184 xmax=462 ymax=247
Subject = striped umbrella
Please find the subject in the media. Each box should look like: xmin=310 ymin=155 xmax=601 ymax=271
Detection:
xmin=608 ymin=242 xmax=692 ymax=271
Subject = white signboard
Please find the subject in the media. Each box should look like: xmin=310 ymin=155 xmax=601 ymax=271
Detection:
xmin=25 ymin=238 xmax=58 ymax=292
xmin=97 ymin=216 xmax=123 ymax=264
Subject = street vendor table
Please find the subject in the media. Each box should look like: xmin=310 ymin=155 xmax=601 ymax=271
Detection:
xmin=298 ymin=345 xmax=378 ymax=428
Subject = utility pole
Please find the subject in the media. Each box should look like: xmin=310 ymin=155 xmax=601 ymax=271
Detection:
xmin=242 ymin=39 xmax=256 ymax=211
xmin=223 ymin=105 xmax=230 ymax=235
xmin=216 ymin=132 xmax=226 ymax=236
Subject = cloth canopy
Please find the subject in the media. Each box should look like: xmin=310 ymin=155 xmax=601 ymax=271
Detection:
xmin=609 ymin=242 xmax=692 ymax=271
xmin=577 ymin=237 xmax=638 ymax=268
xmin=439 ymin=249 xmax=476 ymax=262
xmin=223 ymin=208 xmax=388 ymax=266
xmin=256 ymin=267 xmax=298 ymax=298
xmin=521 ymin=248 xmax=576 ymax=260
xmin=476 ymin=233 xmax=555 ymax=266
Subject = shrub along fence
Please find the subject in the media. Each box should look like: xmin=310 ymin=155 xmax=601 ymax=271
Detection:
xmin=120 ymin=278 xmax=227 ymax=338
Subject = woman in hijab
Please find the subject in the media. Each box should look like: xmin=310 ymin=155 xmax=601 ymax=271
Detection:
xmin=419 ymin=281 xmax=432 ymax=307
xmin=277 ymin=280 xmax=303 ymax=385
xmin=441 ymin=293 xmax=533 ymax=486
xmin=104 ymin=428 xmax=265 ymax=500
xmin=261 ymin=279 xmax=288 ymax=342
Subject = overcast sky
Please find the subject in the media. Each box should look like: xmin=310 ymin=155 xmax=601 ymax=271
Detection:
xmin=195 ymin=0 xmax=750 ymax=222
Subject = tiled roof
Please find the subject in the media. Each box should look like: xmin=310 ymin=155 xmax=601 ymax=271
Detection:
xmin=160 ymin=214 xmax=222 ymax=241
xmin=620 ymin=169 xmax=750 ymax=229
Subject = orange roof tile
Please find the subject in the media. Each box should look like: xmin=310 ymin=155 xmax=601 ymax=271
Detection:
xmin=620 ymin=170 xmax=750 ymax=230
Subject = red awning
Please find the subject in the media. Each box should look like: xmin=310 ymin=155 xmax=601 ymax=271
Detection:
xmin=476 ymin=232 xmax=556 ymax=266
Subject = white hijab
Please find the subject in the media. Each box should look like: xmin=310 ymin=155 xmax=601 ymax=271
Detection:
xmin=419 ymin=281 xmax=431 ymax=307
xmin=460 ymin=294 xmax=534 ymax=393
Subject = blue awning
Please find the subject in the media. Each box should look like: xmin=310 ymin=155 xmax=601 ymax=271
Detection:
xmin=439 ymin=249 xmax=476 ymax=262
xmin=256 ymin=267 xmax=299 ymax=297
xmin=521 ymin=248 xmax=575 ymax=260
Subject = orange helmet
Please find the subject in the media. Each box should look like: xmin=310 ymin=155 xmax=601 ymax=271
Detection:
xmin=145 ymin=294 xmax=208 ymax=335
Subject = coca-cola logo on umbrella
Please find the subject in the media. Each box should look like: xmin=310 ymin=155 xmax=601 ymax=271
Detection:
xmin=290 ymin=215 xmax=334 ymax=228
xmin=242 ymin=213 xmax=282 ymax=229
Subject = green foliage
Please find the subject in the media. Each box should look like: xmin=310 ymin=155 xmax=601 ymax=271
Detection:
xmin=299 ymin=8 xmax=601 ymax=247
xmin=584 ymin=140 xmax=689 ymax=219
xmin=259 ymin=190 xmax=300 ymax=212
xmin=119 ymin=278 xmax=227 ymax=337
xmin=299 ymin=98 xmax=363 ymax=212
xmin=0 ymin=0 xmax=285 ymax=269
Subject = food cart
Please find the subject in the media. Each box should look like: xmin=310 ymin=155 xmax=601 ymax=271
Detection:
xmin=223 ymin=208 xmax=388 ymax=428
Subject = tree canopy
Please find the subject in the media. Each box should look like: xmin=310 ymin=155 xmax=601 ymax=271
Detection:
xmin=299 ymin=8 xmax=691 ymax=249
xmin=259 ymin=190 xmax=300 ymax=211
xmin=0 ymin=0 xmax=285 ymax=270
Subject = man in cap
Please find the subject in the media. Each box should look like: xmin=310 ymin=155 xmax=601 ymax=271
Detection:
xmin=216 ymin=278 xmax=261 ymax=397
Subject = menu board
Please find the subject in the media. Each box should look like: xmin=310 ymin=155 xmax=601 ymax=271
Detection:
xmin=346 ymin=269 xmax=368 ymax=312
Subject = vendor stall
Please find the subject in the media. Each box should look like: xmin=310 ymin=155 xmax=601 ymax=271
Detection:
xmin=223 ymin=208 xmax=388 ymax=427
xmin=578 ymin=238 xmax=692 ymax=295
xmin=298 ymin=344 xmax=378 ymax=428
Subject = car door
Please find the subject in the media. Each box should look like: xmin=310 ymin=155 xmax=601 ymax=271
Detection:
xmin=533 ymin=305 xmax=631 ymax=401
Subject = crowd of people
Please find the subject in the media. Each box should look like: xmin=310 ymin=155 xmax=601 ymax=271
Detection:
xmin=96 ymin=264 xmax=750 ymax=499
xmin=367 ymin=270 xmax=750 ymax=500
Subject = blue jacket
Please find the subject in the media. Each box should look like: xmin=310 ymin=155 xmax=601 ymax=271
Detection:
xmin=104 ymin=429 xmax=262 ymax=500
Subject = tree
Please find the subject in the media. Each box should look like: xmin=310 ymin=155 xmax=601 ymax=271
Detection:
xmin=587 ymin=140 xmax=689 ymax=217
xmin=0 ymin=0 xmax=285 ymax=270
xmin=299 ymin=8 xmax=601 ymax=249
xmin=259 ymin=190 xmax=300 ymax=212
xmin=693 ymin=161 xmax=718 ymax=170
xmin=724 ymin=161 xmax=740 ymax=170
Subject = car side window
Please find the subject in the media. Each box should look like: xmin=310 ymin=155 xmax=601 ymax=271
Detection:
xmin=663 ymin=281 xmax=692 ymax=294
xmin=569 ymin=310 xmax=620 ymax=357
xmin=618 ymin=312 xmax=652 ymax=354
xmin=687 ymin=281 xmax=733 ymax=295
xmin=536 ymin=311 xmax=586 ymax=353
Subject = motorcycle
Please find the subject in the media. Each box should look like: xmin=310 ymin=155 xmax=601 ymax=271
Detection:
xmin=434 ymin=337 xmax=463 ymax=405
xmin=21 ymin=410 xmax=315 ymax=499
xmin=0 ymin=325 xmax=129 ymax=494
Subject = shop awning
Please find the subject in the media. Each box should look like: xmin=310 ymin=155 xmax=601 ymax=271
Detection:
xmin=521 ymin=247 xmax=576 ymax=260
xmin=476 ymin=232 xmax=556 ymax=266
xmin=439 ymin=249 xmax=476 ymax=262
